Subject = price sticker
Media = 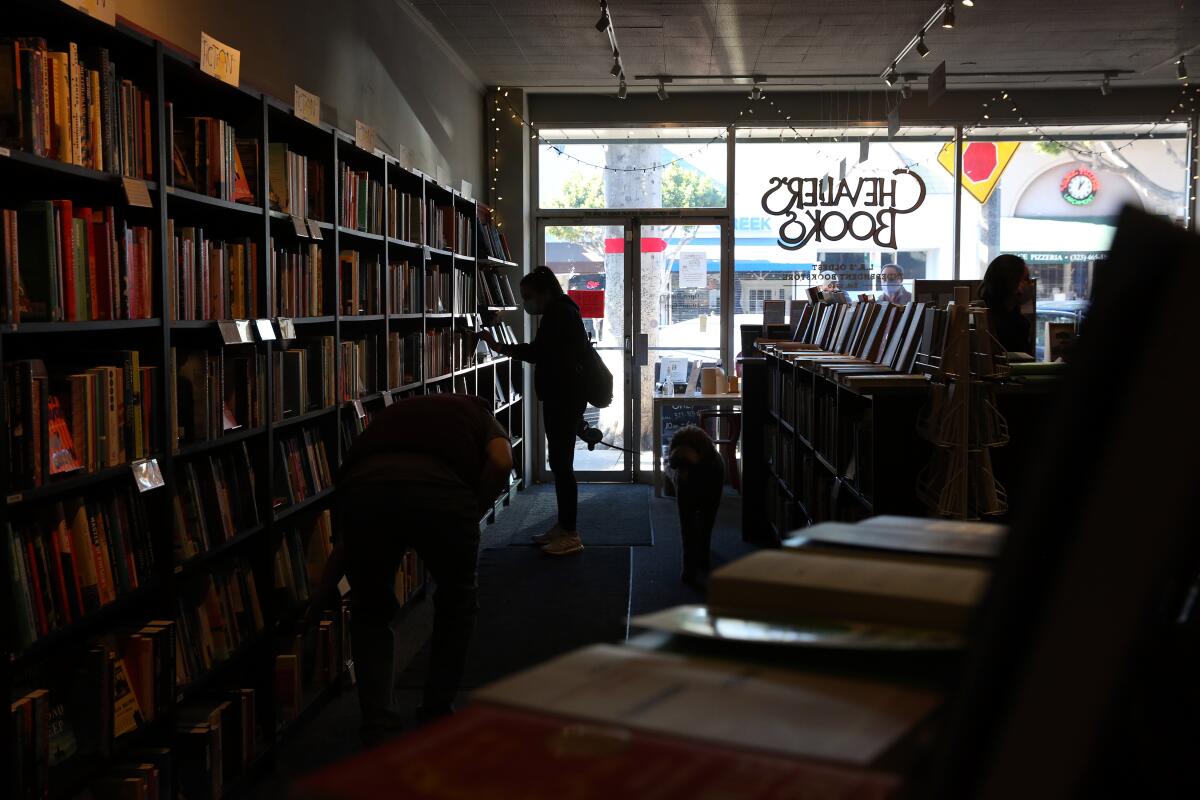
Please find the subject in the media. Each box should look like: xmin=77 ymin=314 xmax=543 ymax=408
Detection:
xmin=132 ymin=458 xmax=165 ymax=492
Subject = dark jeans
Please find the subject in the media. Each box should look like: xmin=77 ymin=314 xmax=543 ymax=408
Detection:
xmin=676 ymin=459 xmax=724 ymax=578
xmin=339 ymin=481 xmax=480 ymax=736
xmin=543 ymin=399 xmax=586 ymax=531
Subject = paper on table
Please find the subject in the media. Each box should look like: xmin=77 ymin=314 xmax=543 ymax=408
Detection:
xmin=475 ymin=644 xmax=940 ymax=765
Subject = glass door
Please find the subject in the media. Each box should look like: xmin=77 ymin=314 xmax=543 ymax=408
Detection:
xmin=538 ymin=220 xmax=634 ymax=481
xmin=634 ymin=220 xmax=728 ymax=476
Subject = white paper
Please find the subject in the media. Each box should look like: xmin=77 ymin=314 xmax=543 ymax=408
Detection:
xmin=678 ymin=251 xmax=707 ymax=289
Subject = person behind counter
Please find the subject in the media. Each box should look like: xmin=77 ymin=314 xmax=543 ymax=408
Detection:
xmin=980 ymin=254 xmax=1035 ymax=355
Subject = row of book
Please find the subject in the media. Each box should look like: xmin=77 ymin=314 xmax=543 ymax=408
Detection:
xmin=388 ymin=259 xmax=420 ymax=315
xmin=453 ymin=268 xmax=473 ymax=314
xmin=476 ymin=217 xmax=513 ymax=262
xmin=176 ymin=558 xmax=265 ymax=688
xmin=273 ymin=336 xmax=336 ymax=420
xmin=339 ymin=249 xmax=381 ymax=315
xmin=453 ymin=208 xmax=473 ymax=256
xmin=167 ymin=223 xmax=259 ymax=321
xmin=7 ymin=354 xmax=159 ymax=490
xmin=339 ymin=336 xmax=379 ymax=400
xmin=0 ymin=38 xmax=155 ymax=178
xmin=425 ymin=201 xmax=455 ymax=252
xmin=274 ymin=508 xmax=334 ymax=609
xmin=339 ymin=164 xmax=384 ymax=234
xmin=386 ymin=187 xmax=422 ymax=243
xmin=271 ymin=241 xmax=326 ymax=318
xmin=388 ymin=330 xmax=422 ymax=387
xmin=2 ymin=202 xmax=154 ymax=323
xmin=172 ymin=346 xmax=266 ymax=449
xmin=275 ymin=602 xmax=350 ymax=728
xmin=8 ymin=487 xmax=155 ymax=651
xmin=425 ymin=327 xmax=474 ymax=378
xmin=273 ymin=427 xmax=334 ymax=508
xmin=11 ymin=624 xmax=177 ymax=799
xmin=479 ymin=268 xmax=516 ymax=308
xmin=478 ymin=321 xmax=519 ymax=359
xmin=426 ymin=265 xmax=451 ymax=313
xmin=268 ymin=143 xmax=326 ymax=220
xmin=169 ymin=107 xmax=256 ymax=204
xmin=171 ymin=442 xmax=261 ymax=565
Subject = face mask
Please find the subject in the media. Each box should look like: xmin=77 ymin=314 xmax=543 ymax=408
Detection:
xmin=523 ymin=298 xmax=544 ymax=316
xmin=883 ymin=280 xmax=901 ymax=289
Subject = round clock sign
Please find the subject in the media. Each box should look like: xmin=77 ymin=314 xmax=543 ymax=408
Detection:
xmin=1061 ymin=168 xmax=1099 ymax=206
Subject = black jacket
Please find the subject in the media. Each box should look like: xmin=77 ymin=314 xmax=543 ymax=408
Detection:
xmin=508 ymin=294 xmax=589 ymax=404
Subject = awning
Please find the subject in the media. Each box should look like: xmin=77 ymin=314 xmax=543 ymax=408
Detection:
xmin=998 ymin=217 xmax=1116 ymax=262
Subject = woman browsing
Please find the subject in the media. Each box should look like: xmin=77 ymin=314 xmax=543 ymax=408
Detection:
xmin=479 ymin=267 xmax=590 ymax=556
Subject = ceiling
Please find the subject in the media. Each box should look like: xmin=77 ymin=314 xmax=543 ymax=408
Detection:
xmin=408 ymin=0 xmax=1200 ymax=92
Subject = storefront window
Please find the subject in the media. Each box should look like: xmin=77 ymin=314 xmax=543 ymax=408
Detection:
xmin=958 ymin=125 xmax=1189 ymax=298
xmin=733 ymin=129 xmax=953 ymax=329
xmin=538 ymin=128 xmax=728 ymax=210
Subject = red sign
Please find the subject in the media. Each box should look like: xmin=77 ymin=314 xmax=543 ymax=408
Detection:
xmin=604 ymin=237 xmax=667 ymax=254
xmin=569 ymin=289 xmax=605 ymax=319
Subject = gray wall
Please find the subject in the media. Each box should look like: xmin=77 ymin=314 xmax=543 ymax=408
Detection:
xmin=119 ymin=0 xmax=484 ymax=189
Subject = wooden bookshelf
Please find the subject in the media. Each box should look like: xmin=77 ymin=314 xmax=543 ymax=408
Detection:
xmin=2 ymin=4 xmax=525 ymax=798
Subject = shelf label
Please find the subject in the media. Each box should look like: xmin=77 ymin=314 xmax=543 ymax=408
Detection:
xmin=217 ymin=320 xmax=240 ymax=344
xmin=307 ymin=220 xmax=323 ymax=240
xmin=277 ymin=317 xmax=297 ymax=340
xmin=7 ymin=493 xmax=22 ymax=505
xmin=255 ymin=318 xmax=277 ymax=341
xmin=352 ymin=399 xmax=366 ymax=419
xmin=235 ymin=319 xmax=253 ymax=342
xmin=293 ymin=85 xmax=321 ymax=126
xmin=200 ymin=32 xmax=241 ymax=87
xmin=354 ymin=120 xmax=375 ymax=152
xmin=381 ymin=392 xmax=394 ymax=406
xmin=88 ymin=0 xmax=117 ymax=25
xmin=132 ymin=458 xmax=165 ymax=492
xmin=0 ymin=146 xmax=10 ymax=159
xmin=123 ymin=177 xmax=154 ymax=208
xmin=291 ymin=215 xmax=309 ymax=238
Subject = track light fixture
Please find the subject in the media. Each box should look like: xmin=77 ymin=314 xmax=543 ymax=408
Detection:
xmin=962 ymin=0 xmax=974 ymax=6
xmin=617 ymin=80 xmax=627 ymax=100
xmin=916 ymin=34 xmax=929 ymax=58
xmin=595 ymin=1 xmax=610 ymax=32
xmin=942 ymin=3 xmax=955 ymax=29
xmin=1178 ymin=56 xmax=1189 ymax=81
xmin=1101 ymin=75 xmax=1111 ymax=96
xmin=610 ymin=59 xmax=622 ymax=78
xmin=884 ymin=64 xmax=898 ymax=86
xmin=656 ymin=79 xmax=669 ymax=101
xmin=749 ymin=84 xmax=762 ymax=101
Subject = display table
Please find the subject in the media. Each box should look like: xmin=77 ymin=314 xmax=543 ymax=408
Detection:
xmin=652 ymin=391 xmax=742 ymax=497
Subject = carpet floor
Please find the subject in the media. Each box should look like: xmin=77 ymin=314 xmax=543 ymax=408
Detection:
xmin=498 ymin=483 xmax=654 ymax=547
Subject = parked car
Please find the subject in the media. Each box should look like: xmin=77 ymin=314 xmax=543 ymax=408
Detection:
xmin=1034 ymin=299 xmax=1088 ymax=361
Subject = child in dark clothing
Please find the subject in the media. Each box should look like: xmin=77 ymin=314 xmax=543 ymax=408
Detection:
xmin=667 ymin=425 xmax=725 ymax=590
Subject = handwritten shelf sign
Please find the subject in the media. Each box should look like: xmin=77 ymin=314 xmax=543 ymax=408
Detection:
xmin=200 ymin=32 xmax=240 ymax=87
xmin=294 ymin=85 xmax=320 ymax=126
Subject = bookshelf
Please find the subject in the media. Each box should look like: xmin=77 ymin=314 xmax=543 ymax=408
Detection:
xmin=2 ymin=4 xmax=525 ymax=798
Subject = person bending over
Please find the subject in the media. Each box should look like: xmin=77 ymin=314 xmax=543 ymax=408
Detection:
xmin=480 ymin=266 xmax=590 ymax=557
xmin=667 ymin=425 xmax=725 ymax=590
xmin=309 ymin=394 xmax=512 ymax=744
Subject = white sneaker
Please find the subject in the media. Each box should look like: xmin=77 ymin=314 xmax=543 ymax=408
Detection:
xmin=531 ymin=524 xmax=568 ymax=545
xmin=542 ymin=533 xmax=584 ymax=556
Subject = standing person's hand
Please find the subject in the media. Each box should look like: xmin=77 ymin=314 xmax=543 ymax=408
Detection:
xmin=478 ymin=330 xmax=504 ymax=354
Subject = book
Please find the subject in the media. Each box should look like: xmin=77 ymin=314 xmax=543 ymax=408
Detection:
xmin=171 ymin=442 xmax=261 ymax=564
xmin=175 ymin=559 xmax=263 ymax=688
xmin=339 ymin=164 xmax=384 ymax=234
xmin=168 ymin=225 xmax=258 ymax=320
xmin=475 ymin=644 xmax=941 ymax=765
xmin=708 ymin=550 xmax=990 ymax=632
xmin=296 ymin=704 xmax=903 ymax=800
xmin=272 ymin=427 xmax=333 ymax=508
xmin=271 ymin=241 xmax=326 ymax=317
